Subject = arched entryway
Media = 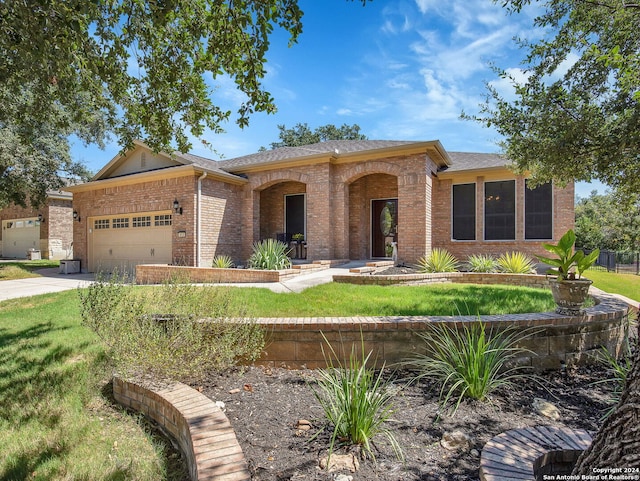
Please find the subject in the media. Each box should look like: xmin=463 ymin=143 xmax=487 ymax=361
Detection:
xmin=347 ymin=173 xmax=399 ymax=260
xmin=258 ymin=181 xmax=307 ymax=243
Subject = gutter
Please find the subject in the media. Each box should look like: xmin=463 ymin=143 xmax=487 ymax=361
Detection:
xmin=197 ymin=172 xmax=207 ymax=267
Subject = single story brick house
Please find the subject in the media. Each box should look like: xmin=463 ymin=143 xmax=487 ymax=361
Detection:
xmin=64 ymin=139 xmax=574 ymax=273
xmin=0 ymin=190 xmax=74 ymax=259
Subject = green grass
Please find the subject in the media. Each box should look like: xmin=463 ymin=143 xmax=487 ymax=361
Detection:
xmin=0 ymin=291 xmax=184 ymax=481
xmin=0 ymin=259 xmax=60 ymax=280
xmin=586 ymin=268 xmax=640 ymax=302
xmin=223 ymin=282 xmax=556 ymax=316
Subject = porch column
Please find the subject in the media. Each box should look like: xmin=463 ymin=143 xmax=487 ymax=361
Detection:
xmin=330 ymin=180 xmax=349 ymax=260
xmin=306 ymin=167 xmax=332 ymax=260
xmin=397 ymin=171 xmax=433 ymax=264
xmin=240 ymin=188 xmax=259 ymax=263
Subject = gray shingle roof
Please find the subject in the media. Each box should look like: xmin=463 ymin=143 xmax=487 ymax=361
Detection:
xmin=217 ymin=140 xmax=421 ymax=171
xmin=444 ymin=151 xmax=509 ymax=172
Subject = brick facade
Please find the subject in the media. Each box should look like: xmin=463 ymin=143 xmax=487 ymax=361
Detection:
xmin=0 ymin=196 xmax=73 ymax=259
xmin=68 ymin=142 xmax=575 ymax=272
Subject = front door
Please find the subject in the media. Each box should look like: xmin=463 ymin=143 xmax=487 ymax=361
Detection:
xmin=285 ymin=194 xmax=306 ymax=239
xmin=371 ymin=199 xmax=397 ymax=258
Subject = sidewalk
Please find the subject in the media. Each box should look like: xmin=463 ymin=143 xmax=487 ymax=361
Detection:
xmin=0 ymin=262 xmax=365 ymax=301
xmin=0 ymin=268 xmax=95 ymax=302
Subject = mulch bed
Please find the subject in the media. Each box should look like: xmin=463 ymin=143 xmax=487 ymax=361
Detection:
xmin=196 ymin=362 xmax=620 ymax=481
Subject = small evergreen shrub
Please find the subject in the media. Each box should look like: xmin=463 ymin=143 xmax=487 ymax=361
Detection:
xmin=466 ymin=254 xmax=498 ymax=273
xmin=417 ymin=248 xmax=459 ymax=273
xmin=496 ymin=251 xmax=535 ymax=274
xmin=408 ymin=321 xmax=534 ymax=415
xmin=212 ymin=255 xmax=234 ymax=268
xmin=79 ymin=274 xmax=264 ymax=381
xmin=310 ymin=335 xmax=403 ymax=462
xmin=248 ymin=238 xmax=292 ymax=270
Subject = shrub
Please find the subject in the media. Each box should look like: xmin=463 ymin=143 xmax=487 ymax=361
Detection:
xmin=593 ymin=341 xmax=633 ymax=418
xmin=310 ymin=336 xmax=403 ymax=462
xmin=466 ymin=253 xmax=498 ymax=273
xmin=78 ymin=274 xmax=264 ymax=381
xmin=248 ymin=238 xmax=292 ymax=270
xmin=417 ymin=248 xmax=459 ymax=273
xmin=496 ymin=251 xmax=535 ymax=274
xmin=408 ymin=321 xmax=534 ymax=415
xmin=212 ymin=255 xmax=234 ymax=268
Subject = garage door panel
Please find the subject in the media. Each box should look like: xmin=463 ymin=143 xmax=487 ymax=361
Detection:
xmin=89 ymin=213 xmax=172 ymax=273
xmin=3 ymin=219 xmax=40 ymax=258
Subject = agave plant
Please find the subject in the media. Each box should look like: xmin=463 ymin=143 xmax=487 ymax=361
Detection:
xmin=417 ymin=248 xmax=459 ymax=273
xmin=466 ymin=253 xmax=498 ymax=273
xmin=496 ymin=251 xmax=535 ymax=274
xmin=248 ymin=238 xmax=292 ymax=270
xmin=211 ymin=255 xmax=234 ymax=268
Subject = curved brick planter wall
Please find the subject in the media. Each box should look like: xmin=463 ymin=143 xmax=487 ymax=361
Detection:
xmin=113 ymin=377 xmax=250 ymax=481
xmin=256 ymin=274 xmax=631 ymax=370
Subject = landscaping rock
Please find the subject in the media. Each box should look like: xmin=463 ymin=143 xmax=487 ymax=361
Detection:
xmin=440 ymin=430 xmax=471 ymax=451
xmin=334 ymin=475 xmax=354 ymax=481
xmin=319 ymin=453 xmax=360 ymax=472
xmin=533 ymin=397 xmax=560 ymax=420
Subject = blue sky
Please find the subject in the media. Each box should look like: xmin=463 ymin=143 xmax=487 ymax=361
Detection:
xmin=70 ymin=0 xmax=605 ymax=198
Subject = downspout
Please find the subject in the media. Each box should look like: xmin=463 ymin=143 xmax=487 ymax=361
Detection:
xmin=197 ymin=172 xmax=207 ymax=267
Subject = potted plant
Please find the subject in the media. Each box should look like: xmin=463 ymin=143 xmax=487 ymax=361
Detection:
xmin=537 ymin=229 xmax=600 ymax=315
xmin=292 ymin=233 xmax=305 ymax=243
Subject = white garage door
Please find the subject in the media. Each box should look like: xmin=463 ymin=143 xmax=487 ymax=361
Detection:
xmin=88 ymin=212 xmax=172 ymax=274
xmin=2 ymin=218 xmax=40 ymax=258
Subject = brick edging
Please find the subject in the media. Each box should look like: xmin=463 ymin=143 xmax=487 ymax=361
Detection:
xmin=112 ymin=376 xmax=250 ymax=481
xmin=480 ymin=425 xmax=592 ymax=480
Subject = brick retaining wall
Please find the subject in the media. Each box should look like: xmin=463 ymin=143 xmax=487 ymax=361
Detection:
xmin=113 ymin=376 xmax=250 ymax=481
xmin=254 ymin=283 xmax=630 ymax=371
xmin=135 ymin=264 xmax=300 ymax=284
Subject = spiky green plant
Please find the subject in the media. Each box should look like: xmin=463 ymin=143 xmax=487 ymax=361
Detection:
xmin=467 ymin=253 xmax=499 ymax=273
xmin=417 ymin=248 xmax=459 ymax=273
xmin=496 ymin=251 xmax=535 ymax=274
xmin=310 ymin=335 xmax=403 ymax=462
xmin=212 ymin=255 xmax=234 ymax=268
xmin=408 ymin=321 xmax=534 ymax=415
xmin=247 ymin=238 xmax=292 ymax=270
xmin=592 ymin=341 xmax=633 ymax=419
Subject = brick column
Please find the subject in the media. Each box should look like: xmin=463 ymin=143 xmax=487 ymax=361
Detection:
xmin=306 ymin=165 xmax=332 ymax=260
xmin=398 ymin=171 xmax=432 ymax=264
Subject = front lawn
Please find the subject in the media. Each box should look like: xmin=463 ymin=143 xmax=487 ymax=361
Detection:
xmin=222 ymin=282 xmax=556 ymax=317
xmin=0 ymin=291 xmax=187 ymax=481
xmin=586 ymin=268 xmax=640 ymax=302
xmin=0 ymin=259 xmax=60 ymax=280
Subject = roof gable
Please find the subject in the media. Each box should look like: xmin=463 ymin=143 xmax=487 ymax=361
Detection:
xmin=94 ymin=142 xmax=183 ymax=180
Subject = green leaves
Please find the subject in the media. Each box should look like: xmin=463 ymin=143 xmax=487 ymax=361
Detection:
xmin=538 ymin=229 xmax=600 ymax=279
xmin=474 ymin=0 xmax=640 ymax=195
xmin=248 ymin=238 xmax=292 ymax=270
xmin=418 ymin=248 xmax=459 ymax=273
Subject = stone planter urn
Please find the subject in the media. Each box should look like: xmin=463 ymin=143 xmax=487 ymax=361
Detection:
xmin=548 ymin=277 xmax=593 ymax=316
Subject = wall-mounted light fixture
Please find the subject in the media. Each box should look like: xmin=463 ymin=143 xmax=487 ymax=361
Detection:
xmin=37 ymin=214 xmax=45 ymax=223
xmin=73 ymin=210 xmax=81 ymax=222
xmin=173 ymin=199 xmax=183 ymax=215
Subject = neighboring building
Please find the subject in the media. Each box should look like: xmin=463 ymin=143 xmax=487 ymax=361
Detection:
xmin=65 ymin=140 xmax=574 ymax=273
xmin=0 ymin=190 xmax=74 ymax=260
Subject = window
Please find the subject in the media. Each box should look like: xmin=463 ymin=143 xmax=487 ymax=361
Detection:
xmin=133 ymin=216 xmax=151 ymax=227
xmin=525 ymin=180 xmax=553 ymax=239
xmin=452 ymin=183 xmax=476 ymax=240
xmin=484 ymin=180 xmax=515 ymax=240
xmin=112 ymin=217 xmax=129 ymax=229
xmin=94 ymin=219 xmax=110 ymax=230
xmin=154 ymin=214 xmax=172 ymax=226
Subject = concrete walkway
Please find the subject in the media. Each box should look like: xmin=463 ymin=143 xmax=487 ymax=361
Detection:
xmin=0 ymin=262 xmax=366 ymax=301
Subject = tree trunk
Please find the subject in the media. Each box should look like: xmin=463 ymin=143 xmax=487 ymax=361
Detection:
xmin=573 ymin=321 xmax=640 ymax=473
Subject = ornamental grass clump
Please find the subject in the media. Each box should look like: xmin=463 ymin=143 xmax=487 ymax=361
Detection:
xmin=248 ymin=238 xmax=292 ymax=270
xmin=408 ymin=321 xmax=535 ymax=415
xmin=593 ymin=341 xmax=633 ymax=419
xmin=496 ymin=251 xmax=535 ymax=274
xmin=310 ymin=335 xmax=403 ymax=462
xmin=212 ymin=255 xmax=234 ymax=268
xmin=417 ymin=248 xmax=459 ymax=273
xmin=466 ymin=253 xmax=499 ymax=273
xmin=79 ymin=273 xmax=264 ymax=382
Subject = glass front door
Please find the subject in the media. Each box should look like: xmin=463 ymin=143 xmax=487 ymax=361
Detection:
xmin=371 ymin=199 xmax=398 ymax=258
